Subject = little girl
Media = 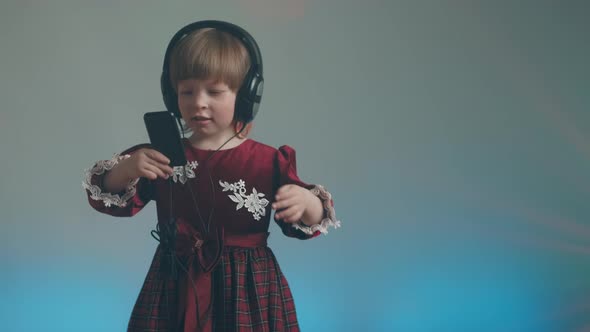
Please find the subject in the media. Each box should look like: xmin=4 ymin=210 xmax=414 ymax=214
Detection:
xmin=82 ymin=21 xmax=339 ymax=332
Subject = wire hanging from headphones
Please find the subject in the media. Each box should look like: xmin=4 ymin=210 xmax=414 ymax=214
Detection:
xmin=149 ymin=117 xmax=247 ymax=328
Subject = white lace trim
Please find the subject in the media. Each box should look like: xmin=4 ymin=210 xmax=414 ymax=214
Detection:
xmin=291 ymin=185 xmax=341 ymax=235
xmin=82 ymin=154 xmax=140 ymax=208
xmin=172 ymin=161 xmax=198 ymax=184
xmin=219 ymin=179 xmax=270 ymax=221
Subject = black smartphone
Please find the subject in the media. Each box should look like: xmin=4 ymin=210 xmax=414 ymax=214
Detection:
xmin=143 ymin=111 xmax=187 ymax=167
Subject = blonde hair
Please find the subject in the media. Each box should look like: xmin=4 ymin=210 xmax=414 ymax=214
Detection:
xmin=169 ymin=28 xmax=253 ymax=137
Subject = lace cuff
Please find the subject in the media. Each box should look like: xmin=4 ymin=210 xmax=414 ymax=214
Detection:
xmin=82 ymin=154 xmax=140 ymax=208
xmin=291 ymin=185 xmax=341 ymax=235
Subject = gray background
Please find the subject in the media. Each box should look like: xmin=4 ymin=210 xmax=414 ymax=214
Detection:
xmin=1 ymin=1 xmax=589 ymax=331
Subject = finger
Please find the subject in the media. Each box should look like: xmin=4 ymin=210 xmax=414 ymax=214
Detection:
xmin=275 ymin=184 xmax=294 ymax=198
xmin=153 ymin=161 xmax=175 ymax=175
xmin=140 ymin=169 xmax=159 ymax=180
xmin=276 ymin=185 xmax=300 ymax=201
xmin=276 ymin=205 xmax=303 ymax=223
xmin=145 ymin=157 xmax=174 ymax=175
xmin=143 ymin=164 xmax=168 ymax=179
xmin=272 ymin=196 xmax=298 ymax=210
xmin=280 ymin=210 xmax=304 ymax=223
xmin=162 ymin=165 xmax=175 ymax=175
xmin=145 ymin=149 xmax=171 ymax=165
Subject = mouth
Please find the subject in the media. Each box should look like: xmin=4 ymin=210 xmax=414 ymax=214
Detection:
xmin=192 ymin=116 xmax=212 ymax=123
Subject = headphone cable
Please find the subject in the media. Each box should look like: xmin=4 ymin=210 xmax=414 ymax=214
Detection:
xmin=151 ymin=118 xmax=246 ymax=327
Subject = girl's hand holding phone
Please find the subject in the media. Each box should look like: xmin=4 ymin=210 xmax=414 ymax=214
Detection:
xmin=103 ymin=148 xmax=174 ymax=193
xmin=120 ymin=148 xmax=175 ymax=181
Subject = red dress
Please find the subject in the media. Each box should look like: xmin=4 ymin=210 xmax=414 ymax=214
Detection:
xmin=82 ymin=138 xmax=339 ymax=332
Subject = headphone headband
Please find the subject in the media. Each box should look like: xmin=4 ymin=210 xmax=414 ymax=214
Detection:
xmin=162 ymin=20 xmax=263 ymax=77
xmin=161 ymin=20 xmax=264 ymax=124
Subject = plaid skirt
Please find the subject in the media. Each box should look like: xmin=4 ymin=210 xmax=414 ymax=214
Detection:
xmin=127 ymin=245 xmax=301 ymax=331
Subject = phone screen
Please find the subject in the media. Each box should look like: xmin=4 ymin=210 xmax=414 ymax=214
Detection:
xmin=143 ymin=111 xmax=187 ymax=167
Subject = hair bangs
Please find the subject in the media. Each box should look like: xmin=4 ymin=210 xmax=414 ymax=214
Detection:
xmin=169 ymin=28 xmax=250 ymax=91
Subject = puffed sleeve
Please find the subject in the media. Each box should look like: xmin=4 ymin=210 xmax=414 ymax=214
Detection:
xmin=82 ymin=144 xmax=155 ymax=217
xmin=274 ymin=145 xmax=341 ymax=239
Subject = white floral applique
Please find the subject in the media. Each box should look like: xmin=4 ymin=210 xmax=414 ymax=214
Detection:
xmin=172 ymin=161 xmax=199 ymax=184
xmin=219 ymin=180 xmax=269 ymax=221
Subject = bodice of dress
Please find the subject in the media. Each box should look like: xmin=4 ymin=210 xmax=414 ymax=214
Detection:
xmin=154 ymin=138 xmax=281 ymax=238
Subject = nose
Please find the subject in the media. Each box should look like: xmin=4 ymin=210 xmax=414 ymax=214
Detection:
xmin=196 ymin=91 xmax=211 ymax=109
xmin=186 ymin=90 xmax=209 ymax=109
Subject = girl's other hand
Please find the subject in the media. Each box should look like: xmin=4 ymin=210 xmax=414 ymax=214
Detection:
xmin=272 ymin=184 xmax=313 ymax=223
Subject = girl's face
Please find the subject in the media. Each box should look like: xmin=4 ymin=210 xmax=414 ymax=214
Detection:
xmin=177 ymin=78 xmax=237 ymax=142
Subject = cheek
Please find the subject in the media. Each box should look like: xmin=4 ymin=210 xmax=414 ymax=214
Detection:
xmin=177 ymin=105 xmax=192 ymax=121
xmin=225 ymin=98 xmax=237 ymax=115
xmin=177 ymin=98 xmax=189 ymax=113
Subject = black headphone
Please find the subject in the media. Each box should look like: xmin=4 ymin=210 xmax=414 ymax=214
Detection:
xmin=160 ymin=20 xmax=264 ymax=125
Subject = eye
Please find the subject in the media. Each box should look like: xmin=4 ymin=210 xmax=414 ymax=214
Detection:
xmin=209 ymin=90 xmax=225 ymax=95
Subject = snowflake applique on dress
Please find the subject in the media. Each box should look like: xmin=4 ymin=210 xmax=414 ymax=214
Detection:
xmin=219 ymin=179 xmax=269 ymax=221
xmin=172 ymin=161 xmax=199 ymax=184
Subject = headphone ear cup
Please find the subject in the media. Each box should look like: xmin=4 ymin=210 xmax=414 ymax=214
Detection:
xmin=235 ymin=67 xmax=263 ymax=124
xmin=234 ymin=94 xmax=250 ymax=124
xmin=235 ymin=71 xmax=253 ymax=124
xmin=250 ymin=76 xmax=263 ymax=120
